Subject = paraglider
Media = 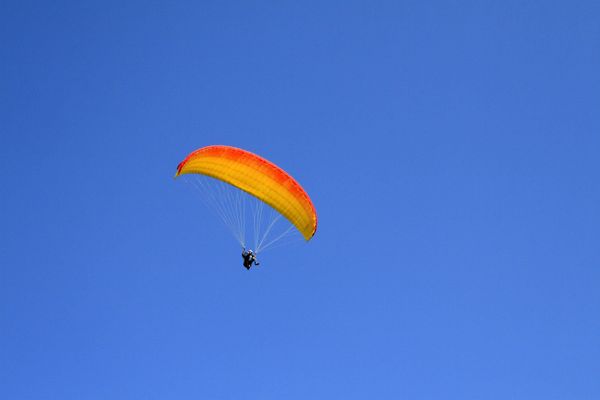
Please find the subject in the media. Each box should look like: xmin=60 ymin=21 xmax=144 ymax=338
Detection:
xmin=175 ymin=145 xmax=317 ymax=269
xmin=241 ymin=249 xmax=259 ymax=269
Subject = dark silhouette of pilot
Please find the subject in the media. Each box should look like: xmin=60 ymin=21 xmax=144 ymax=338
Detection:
xmin=241 ymin=249 xmax=260 ymax=269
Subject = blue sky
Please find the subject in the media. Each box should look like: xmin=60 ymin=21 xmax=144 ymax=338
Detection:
xmin=1 ymin=1 xmax=599 ymax=398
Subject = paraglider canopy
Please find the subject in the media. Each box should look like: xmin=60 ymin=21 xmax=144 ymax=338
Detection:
xmin=175 ymin=145 xmax=318 ymax=241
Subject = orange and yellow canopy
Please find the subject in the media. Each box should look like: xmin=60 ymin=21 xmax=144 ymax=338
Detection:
xmin=175 ymin=145 xmax=317 ymax=240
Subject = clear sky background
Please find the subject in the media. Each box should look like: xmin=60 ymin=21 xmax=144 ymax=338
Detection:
xmin=1 ymin=1 xmax=599 ymax=399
